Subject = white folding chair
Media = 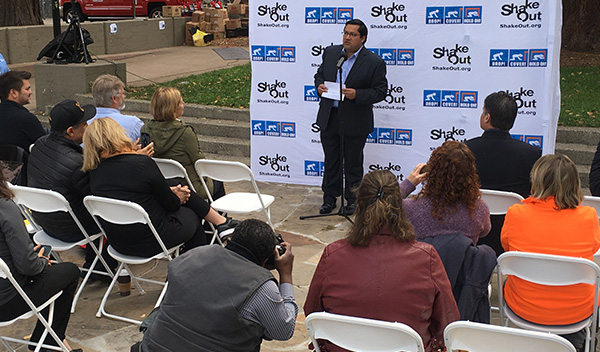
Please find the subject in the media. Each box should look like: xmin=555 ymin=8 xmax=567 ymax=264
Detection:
xmin=83 ymin=195 xmax=180 ymax=325
xmin=153 ymin=157 xmax=197 ymax=192
xmin=480 ymin=189 xmax=524 ymax=215
xmin=305 ymin=312 xmax=425 ymax=352
xmin=0 ymin=258 xmax=70 ymax=352
xmin=497 ymin=251 xmax=600 ymax=352
xmin=581 ymin=196 xmax=600 ymax=259
xmin=195 ymin=159 xmax=275 ymax=242
xmin=152 ymin=157 xmax=222 ymax=244
xmin=8 ymin=184 xmax=114 ymax=313
xmin=444 ymin=320 xmax=576 ymax=352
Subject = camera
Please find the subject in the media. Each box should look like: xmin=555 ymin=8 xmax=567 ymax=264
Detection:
xmin=266 ymin=233 xmax=286 ymax=268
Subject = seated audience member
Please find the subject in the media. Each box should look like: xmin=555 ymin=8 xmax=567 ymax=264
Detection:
xmin=0 ymin=171 xmax=82 ymax=352
xmin=89 ymin=74 xmax=144 ymax=142
xmin=402 ymin=140 xmax=491 ymax=244
xmin=28 ymin=99 xmax=116 ymax=274
xmin=81 ymin=117 xmax=237 ymax=258
xmin=138 ymin=219 xmax=297 ymax=352
xmin=141 ymin=87 xmax=224 ymax=199
xmin=589 ymin=140 xmax=600 ymax=196
xmin=502 ymin=154 xmax=600 ymax=352
xmin=0 ymin=70 xmax=45 ymax=152
xmin=465 ymin=91 xmax=541 ymax=255
xmin=304 ymin=170 xmax=459 ymax=352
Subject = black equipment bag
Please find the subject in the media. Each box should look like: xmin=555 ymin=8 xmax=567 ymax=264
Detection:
xmin=37 ymin=27 xmax=94 ymax=63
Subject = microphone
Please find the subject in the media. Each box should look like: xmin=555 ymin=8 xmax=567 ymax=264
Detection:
xmin=336 ymin=53 xmax=348 ymax=70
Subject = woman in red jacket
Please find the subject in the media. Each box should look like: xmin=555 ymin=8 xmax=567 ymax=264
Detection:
xmin=304 ymin=170 xmax=459 ymax=352
xmin=502 ymin=154 xmax=600 ymax=352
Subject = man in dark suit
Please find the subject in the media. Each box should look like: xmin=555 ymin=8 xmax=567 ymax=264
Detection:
xmin=465 ymin=91 xmax=541 ymax=256
xmin=314 ymin=19 xmax=387 ymax=215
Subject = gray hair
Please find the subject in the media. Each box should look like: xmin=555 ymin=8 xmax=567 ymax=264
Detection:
xmin=92 ymin=74 xmax=124 ymax=107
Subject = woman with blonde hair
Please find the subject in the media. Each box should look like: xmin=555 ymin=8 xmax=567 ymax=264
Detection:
xmin=402 ymin=140 xmax=491 ymax=244
xmin=304 ymin=170 xmax=459 ymax=352
xmin=501 ymin=154 xmax=600 ymax=351
xmin=82 ymin=117 xmax=236 ymax=258
xmin=140 ymin=87 xmax=221 ymax=199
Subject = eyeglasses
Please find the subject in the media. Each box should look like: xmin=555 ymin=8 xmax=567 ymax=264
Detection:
xmin=343 ymin=31 xmax=360 ymax=38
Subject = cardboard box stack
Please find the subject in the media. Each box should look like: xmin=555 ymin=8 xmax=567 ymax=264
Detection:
xmin=226 ymin=0 xmax=248 ymax=37
xmin=162 ymin=6 xmax=182 ymax=17
xmin=205 ymin=8 xmax=228 ymax=40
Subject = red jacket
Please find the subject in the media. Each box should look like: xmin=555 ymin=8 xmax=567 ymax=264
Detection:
xmin=304 ymin=233 xmax=459 ymax=352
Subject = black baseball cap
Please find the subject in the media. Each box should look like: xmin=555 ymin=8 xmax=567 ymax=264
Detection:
xmin=49 ymin=99 xmax=96 ymax=132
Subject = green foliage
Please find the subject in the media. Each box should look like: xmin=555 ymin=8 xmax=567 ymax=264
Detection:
xmin=127 ymin=63 xmax=599 ymax=127
xmin=126 ymin=63 xmax=252 ymax=109
xmin=560 ymin=66 xmax=600 ymax=127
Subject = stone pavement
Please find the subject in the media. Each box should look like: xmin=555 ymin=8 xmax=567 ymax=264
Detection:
xmin=2 ymin=180 xmax=354 ymax=352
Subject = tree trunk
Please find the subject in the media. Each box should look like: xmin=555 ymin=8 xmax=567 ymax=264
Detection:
xmin=562 ymin=0 xmax=600 ymax=51
xmin=0 ymin=0 xmax=44 ymax=27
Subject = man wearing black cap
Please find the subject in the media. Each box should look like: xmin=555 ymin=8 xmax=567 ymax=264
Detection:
xmin=28 ymin=99 xmax=116 ymax=273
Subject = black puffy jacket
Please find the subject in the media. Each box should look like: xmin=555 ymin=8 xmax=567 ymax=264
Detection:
xmin=27 ymin=134 xmax=98 ymax=240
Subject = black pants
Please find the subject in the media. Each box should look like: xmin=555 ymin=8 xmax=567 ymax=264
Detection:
xmin=0 ymin=262 xmax=79 ymax=348
xmin=110 ymin=186 xmax=211 ymax=257
xmin=320 ymin=108 xmax=368 ymax=205
xmin=478 ymin=215 xmax=505 ymax=257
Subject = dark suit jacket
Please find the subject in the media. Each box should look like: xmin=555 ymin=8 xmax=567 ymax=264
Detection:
xmin=314 ymin=45 xmax=387 ymax=136
xmin=465 ymin=129 xmax=541 ymax=198
xmin=589 ymin=141 xmax=600 ymax=196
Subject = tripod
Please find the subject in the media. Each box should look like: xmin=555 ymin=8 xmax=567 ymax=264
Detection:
xmin=51 ymin=0 xmax=91 ymax=64
xmin=300 ymin=64 xmax=353 ymax=224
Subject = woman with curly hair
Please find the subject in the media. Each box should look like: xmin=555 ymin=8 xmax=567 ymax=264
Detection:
xmin=402 ymin=140 xmax=491 ymax=244
xmin=304 ymin=170 xmax=459 ymax=352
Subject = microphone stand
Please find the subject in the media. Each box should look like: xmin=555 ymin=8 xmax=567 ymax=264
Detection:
xmin=300 ymin=59 xmax=353 ymax=224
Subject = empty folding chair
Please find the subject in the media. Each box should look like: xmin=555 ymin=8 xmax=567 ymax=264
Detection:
xmin=8 ymin=184 xmax=113 ymax=313
xmin=444 ymin=320 xmax=576 ymax=352
xmin=83 ymin=195 xmax=180 ymax=325
xmin=0 ymin=258 xmax=70 ymax=352
xmin=194 ymin=160 xmax=274 ymax=226
xmin=305 ymin=312 xmax=425 ymax=352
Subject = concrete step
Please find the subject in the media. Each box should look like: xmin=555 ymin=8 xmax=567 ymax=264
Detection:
xmin=179 ymin=115 xmax=249 ymax=140
xmin=198 ymin=134 xmax=250 ymax=158
xmin=555 ymin=142 xmax=596 ymax=165
xmin=556 ymin=126 xmax=600 ymax=146
xmin=578 ymin=164 xmax=591 ymax=190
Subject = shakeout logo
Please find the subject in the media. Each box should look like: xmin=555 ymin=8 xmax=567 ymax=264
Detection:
xmin=366 ymin=128 xmax=412 ymax=146
xmin=374 ymin=83 xmax=406 ymax=111
xmin=304 ymin=160 xmax=324 ymax=177
xmin=305 ymin=7 xmax=354 ymax=24
xmin=369 ymin=48 xmax=415 ymax=66
xmin=432 ymin=44 xmax=472 ymax=72
xmin=505 ymin=87 xmax=538 ymax=116
xmin=251 ymin=45 xmax=295 ymax=63
xmin=257 ymin=2 xmax=290 ymax=28
xmin=368 ymin=162 xmax=405 ymax=181
xmin=489 ymin=49 xmax=547 ymax=67
xmin=500 ymin=0 xmax=542 ymax=28
xmin=256 ymin=79 xmax=289 ymax=105
xmin=430 ymin=126 xmax=467 ymax=142
xmin=370 ymin=2 xmax=408 ymax=30
xmin=511 ymin=134 xmax=543 ymax=149
xmin=423 ymin=90 xmax=478 ymax=108
xmin=426 ymin=6 xmax=482 ymax=24
xmin=252 ymin=120 xmax=296 ymax=138
xmin=258 ymin=153 xmax=290 ymax=178
xmin=304 ymin=85 xmax=319 ymax=102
